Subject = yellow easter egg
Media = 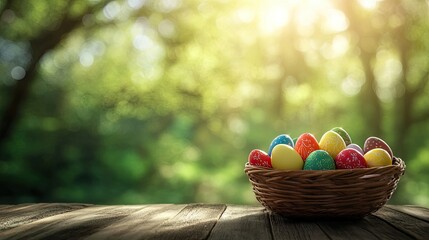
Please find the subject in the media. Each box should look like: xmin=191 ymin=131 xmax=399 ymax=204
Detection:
xmin=271 ymin=144 xmax=303 ymax=170
xmin=364 ymin=148 xmax=392 ymax=167
xmin=319 ymin=131 xmax=346 ymax=158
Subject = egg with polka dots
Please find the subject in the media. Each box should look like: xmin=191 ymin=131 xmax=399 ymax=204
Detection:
xmin=319 ymin=131 xmax=346 ymax=159
xmin=271 ymin=144 xmax=304 ymax=170
xmin=248 ymin=149 xmax=272 ymax=168
xmin=335 ymin=148 xmax=367 ymax=169
xmin=347 ymin=143 xmax=364 ymax=155
xmin=268 ymin=134 xmax=294 ymax=156
xmin=331 ymin=127 xmax=352 ymax=146
xmin=364 ymin=148 xmax=392 ymax=167
xmin=364 ymin=137 xmax=393 ymax=158
xmin=304 ymin=150 xmax=336 ymax=170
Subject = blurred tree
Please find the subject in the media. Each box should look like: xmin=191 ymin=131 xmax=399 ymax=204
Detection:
xmin=337 ymin=0 xmax=429 ymax=158
xmin=339 ymin=0 xmax=383 ymax=137
xmin=0 ymin=0 xmax=112 ymax=148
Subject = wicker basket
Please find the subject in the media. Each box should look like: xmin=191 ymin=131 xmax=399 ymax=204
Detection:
xmin=244 ymin=157 xmax=405 ymax=218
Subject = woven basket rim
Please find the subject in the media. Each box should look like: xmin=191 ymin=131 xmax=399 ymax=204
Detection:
xmin=245 ymin=156 xmax=405 ymax=174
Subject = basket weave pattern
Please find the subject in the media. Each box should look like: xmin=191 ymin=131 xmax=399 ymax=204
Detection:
xmin=244 ymin=157 xmax=405 ymax=218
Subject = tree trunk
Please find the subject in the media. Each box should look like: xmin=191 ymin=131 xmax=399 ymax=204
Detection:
xmin=0 ymin=44 xmax=47 ymax=148
xmin=0 ymin=1 xmax=110 ymax=151
xmin=359 ymin=52 xmax=383 ymax=137
xmin=337 ymin=0 xmax=383 ymax=137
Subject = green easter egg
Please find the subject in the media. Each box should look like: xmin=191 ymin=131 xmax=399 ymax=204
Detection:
xmin=331 ymin=127 xmax=352 ymax=146
xmin=304 ymin=150 xmax=336 ymax=170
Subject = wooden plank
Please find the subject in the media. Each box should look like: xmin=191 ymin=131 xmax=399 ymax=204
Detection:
xmin=207 ymin=205 xmax=272 ymax=240
xmin=317 ymin=219 xmax=379 ymax=240
xmin=0 ymin=203 xmax=35 ymax=213
xmin=362 ymin=215 xmax=414 ymax=240
xmin=0 ymin=205 xmax=12 ymax=210
xmin=0 ymin=203 xmax=90 ymax=215
xmin=269 ymin=209 xmax=414 ymax=240
xmin=0 ymin=205 xmax=17 ymax=212
xmin=0 ymin=205 xmax=144 ymax=240
xmin=0 ymin=203 xmax=91 ymax=230
xmin=269 ymin=214 xmax=330 ymax=240
xmin=373 ymin=207 xmax=429 ymax=239
xmin=318 ymin=214 xmax=413 ymax=240
xmin=84 ymin=204 xmax=186 ymax=240
xmin=143 ymin=203 xmax=226 ymax=240
xmin=387 ymin=205 xmax=429 ymax=223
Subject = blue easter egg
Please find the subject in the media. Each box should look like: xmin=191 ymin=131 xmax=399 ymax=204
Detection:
xmin=268 ymin=134 xmax=294 ymax=156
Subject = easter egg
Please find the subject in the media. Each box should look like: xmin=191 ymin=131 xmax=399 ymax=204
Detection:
xmin=292 ymin=137 xmax=298 ymax=146
xmin=331 ymin=127 xmax=352 ymax=145
xmin=304 ymin=150 xmax=336 ymax=170
xmin=248 ymin=149 xmax=272 ymax=168
xmin=364 ymin=137 xmax=393 ymax=158
xmin=346 ymin=143 xmax=364 ymax=155
xmin=268 ymin=134 xmax=294 ymax=156
xmin=294 ymin=133 xmax=320 ymax=161
xmin=319 ymin=131 xmax=346 ymax=158
xmin=335 ymin=148 xmax=367 ymax=169
xmin=271 ymin=144 xmax=303 ymax=170
xmin=364 ymin=148 xmax=392 ymax=167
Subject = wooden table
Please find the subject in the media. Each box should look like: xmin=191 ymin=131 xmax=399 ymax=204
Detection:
xmin=0 ymin=204 xmax=428 ymax=239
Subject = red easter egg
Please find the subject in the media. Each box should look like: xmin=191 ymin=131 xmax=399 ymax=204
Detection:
xmin=335 ymin=148 xmax=367 ymax=169
xmin=294 ymin=133 xmax=320 ymax=161
xmin=248 ymin=149 xmax=272 ymax=168
xmin=364 ymin=137 xmax=393 ymax=158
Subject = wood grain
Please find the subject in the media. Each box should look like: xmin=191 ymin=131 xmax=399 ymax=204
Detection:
xmin=143 ymin=203 xmax=226 ymax=240
xmin=387 ymin=205 xmax=429 ymax=223
xmin=316 ymin=215 xmax=413 ymax=240
xmin=84 ymin=204 xmax=186 ymax=240
xmin=208 ymin=205 xmax=271 ymax=240
xmin=316 ymin=219 xmax=378 ymax=240
xmin=0 ymin=204 xmax=428 ymax=240
xmin=360 ymin=215 xmax=413 ymax=240
xmin=269 ymin=214 xmax=330 ymax=240
xmin=0 ymin=205 xmax=144 ymax=240
xmin=0 ymin=203 xmax=35 ymax=213
xmin=0 ymin=203 xmax=90 ymax=231
xmin=0 ymin=205 xmax=12 ymax=210
xmin=373 ymin=207 xmax=429 ymax=239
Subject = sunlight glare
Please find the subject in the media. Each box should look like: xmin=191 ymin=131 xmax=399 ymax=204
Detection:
xmin=322 ymin=35 xmax=350 ymax=59
xmin=296 ymin=8 xmax=317 ymax=36
xmin=235 ymin=8 xmax=254 ymax=23
xmin=323 ymin=9 xmax=349 ymax=33
xmin=133 ymin=34 xmax=154 ymax=51
xmin=259 ymin=5 xmax=289 ymax=34
xmin=358 ymin=0 xmax=379 ymax=10
xmin=257 ymin=0 xmax=349 ymax=35
xmin=341 ymin=76 xmax=364 ymax=96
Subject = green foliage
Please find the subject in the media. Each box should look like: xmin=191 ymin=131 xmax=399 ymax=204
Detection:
xmin=1 ymin=0 xmax=428 ymax=206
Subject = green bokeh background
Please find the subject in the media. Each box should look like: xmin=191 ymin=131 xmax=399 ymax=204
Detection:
xmin=1 ymin=0 xmax=428 ymax=206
